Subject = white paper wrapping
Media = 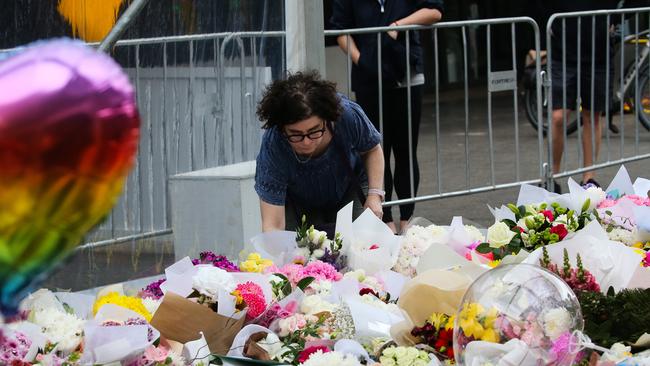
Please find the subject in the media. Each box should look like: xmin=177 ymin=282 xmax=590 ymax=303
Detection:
xmin=337 ymin=202 xmax=400 ymax=274
xmin=523 ymin=221 xmax=643 ymax=292
xmin=81 ymin=304 xmax=159 ymax=364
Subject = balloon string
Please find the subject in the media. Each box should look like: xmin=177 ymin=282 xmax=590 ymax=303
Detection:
xmin=570 ymin=330 xmax=611 ymax=354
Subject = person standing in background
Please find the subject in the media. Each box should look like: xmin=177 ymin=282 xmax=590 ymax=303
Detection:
xmin=330 ymin=0 xmax=443 ymax=234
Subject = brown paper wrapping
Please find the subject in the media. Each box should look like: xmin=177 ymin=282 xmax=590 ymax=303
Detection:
xmin=243 ymin=332 xmax=272 ymax=360
xmin=150 ymin=292 xmax=245 ymax=355
xmin=390 ymin=269 xmax=471 ymax=346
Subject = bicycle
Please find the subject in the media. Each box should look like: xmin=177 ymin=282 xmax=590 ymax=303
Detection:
xmin=523 ymin=29 xmax=650 ymax=135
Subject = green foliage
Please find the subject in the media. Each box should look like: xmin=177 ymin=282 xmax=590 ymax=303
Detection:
xmin=578 ymin=287 xmax=650 ymax=349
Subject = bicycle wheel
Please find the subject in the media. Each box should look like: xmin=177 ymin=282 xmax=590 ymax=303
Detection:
xmin=524 ymin=79 xmax=578 ymax=136
xmin=636 ymin=72 xmax=650 ymax=131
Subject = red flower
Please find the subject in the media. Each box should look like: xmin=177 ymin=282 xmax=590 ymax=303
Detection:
xmin=369 ymin=244 xmax=379 ymax=250
xmin=513 ymin=226 xmax=525 ymax=233
xmin=297 ymin=345 xmax=331 ymax=363
xmin=359 ymin=287 xmax=379 ymax=297
xmin=550 ymin=224 xmax=568 ymax=240
xmin=541 ymin=210 xmax=554 ymax=222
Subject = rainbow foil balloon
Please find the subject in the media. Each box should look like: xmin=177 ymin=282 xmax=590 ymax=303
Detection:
xmin=0 ymin=39 xmax=140 ymax=315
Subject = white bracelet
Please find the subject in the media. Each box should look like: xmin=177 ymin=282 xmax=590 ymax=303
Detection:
xmin=368 ymin=188 xmax=386 ymax=198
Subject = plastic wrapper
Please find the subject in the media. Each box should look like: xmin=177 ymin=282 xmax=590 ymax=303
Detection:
xmin=337 ymin=202 xmax=400 ymax=274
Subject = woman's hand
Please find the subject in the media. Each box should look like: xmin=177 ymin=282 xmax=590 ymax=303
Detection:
xmin=388 ymin=21 xmax=399 ymax=40
xmin=365 ymin=194 xmax=384 ymax=219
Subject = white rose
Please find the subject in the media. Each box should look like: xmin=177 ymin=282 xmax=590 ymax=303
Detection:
xmin=486 ymin=222 xmax=516 ymax=248
xmin=300 ymin=295 xmax=336 ymax=315
xmin=192 ymin=266 xmax=236 ymax=300
xmin=601 ymin=343 xmax=632 ymax=362
xmin=294 ymin=247 xmax=311 ymax=259
xmin=543 ymin=308 xmax=572 ymax=340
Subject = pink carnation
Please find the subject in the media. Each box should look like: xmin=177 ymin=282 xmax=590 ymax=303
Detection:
xmin=300 ymin=261 xmax=342 ymax=282
xmin=236 ymin=282 xmax=268 ymax=319
xmin=551 ymin=332 xmax=571 ymax=362
xmin=597 ymin=198 xmax=617 ymax=209
xmin=643 ymin=252 xmax=650 ymax=268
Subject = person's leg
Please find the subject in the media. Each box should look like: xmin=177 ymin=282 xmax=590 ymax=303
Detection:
xmin=356 ymin=88 xmax=396 ymax=231
xmin=551 ymin=109 xmax=567 ymax=175
xmin=390 ymin=86 xmax=422 ymax=229
xmin=580 ymin=109 xmax=602 ymax=183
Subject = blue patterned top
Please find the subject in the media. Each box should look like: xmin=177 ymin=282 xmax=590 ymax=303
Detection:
xmin=255 ymin=96 xmax=381 ymax=208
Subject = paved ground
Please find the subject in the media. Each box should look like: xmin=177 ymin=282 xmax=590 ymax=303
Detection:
xmin=44 ymin=87 xmax=650 ymax=291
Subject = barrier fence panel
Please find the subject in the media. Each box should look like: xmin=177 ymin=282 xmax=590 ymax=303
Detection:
xmin=325 ymin=17 xmax=545 ymax=209
xmin=546 ymin=7 xmax=650 ymax=187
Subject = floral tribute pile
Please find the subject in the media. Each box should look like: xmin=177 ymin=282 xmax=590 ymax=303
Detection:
xmin=2 ymin=166 xmax=650 ymax=365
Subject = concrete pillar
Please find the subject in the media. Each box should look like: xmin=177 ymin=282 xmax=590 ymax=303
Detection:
xmin=285 ymin=0 xmax=326 ymax=75
xmin=169 ymin=161 xmax=260 ymax=261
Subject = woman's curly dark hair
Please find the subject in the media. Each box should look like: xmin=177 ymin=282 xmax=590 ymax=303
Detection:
xmin=257 ymin=70 xmax=343 ymax=129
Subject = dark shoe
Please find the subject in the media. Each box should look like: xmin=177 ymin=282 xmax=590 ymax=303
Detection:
xmin=609 ymin=121 xmax=620 ymax=134
xmin=580 ymin=178 xmax=600 ymax=189
xmin=539 ymin=181 xmax=562 ymax=194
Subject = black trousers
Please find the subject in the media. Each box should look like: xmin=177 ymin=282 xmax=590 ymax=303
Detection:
xmin=355 ymin=85 xmax=422 ymax=222
xmin=285 ymin=184 xmax=366 ymax=236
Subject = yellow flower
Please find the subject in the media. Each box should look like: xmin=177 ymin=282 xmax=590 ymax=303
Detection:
xmin=480 ymin=327 xmax=500 ymax=343
xmin=231 ymin=290 xmax=243 ymax=305
xmin=445 ymin=315 xmax=456 ymax=331
xmin=239 ymin=252 xmax=274 ymax=273
xmin=488 ymin=259 xmax=501 ymax=268
xmin=459 ymin=316 xmax=484 ymax=339
xmin=93 ymin=292 xmax=152 ymax=322
xmin=428 ymin=313 xmax=448 ymax=330
xmin=633 ymin=242 xmax=644 ymax=249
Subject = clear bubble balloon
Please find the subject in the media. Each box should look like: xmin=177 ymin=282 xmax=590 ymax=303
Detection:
xmin=453 ymin=263 xmax=584 ymax=366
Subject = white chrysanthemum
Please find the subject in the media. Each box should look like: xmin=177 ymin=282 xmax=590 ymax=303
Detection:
xmin=301 ymin=350 xmax=363 ymax=366
xmin=192 ymin=266 xmax=236 ymax=301
xmin=31 ymin=307 xmax=84 ymax=354
xmin=608 ymin=228 xmax=635 ymax=246
xmin=543 ymin=308 xmax=572 ymax=340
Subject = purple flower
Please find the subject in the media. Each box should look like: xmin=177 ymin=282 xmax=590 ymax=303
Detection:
xmin=141 ymin=278 xmax=165 ymax=300
xmin=194 ymin=251 xmax=240 ymax=272
xmin=0 ymin=331 xmax=31 ymax=363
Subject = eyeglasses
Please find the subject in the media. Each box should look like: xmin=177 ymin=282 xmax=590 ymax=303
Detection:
xmin=284 ymin=125 xmax=326 ymax=143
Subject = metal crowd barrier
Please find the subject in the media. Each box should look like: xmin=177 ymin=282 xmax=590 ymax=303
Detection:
xmin=546 ymin=7 xmax=650 ymax=187
xmin=4 ymin=10 xmax=648 ymax=251
xmin=325 ymin=17 xmax=545 ymax=208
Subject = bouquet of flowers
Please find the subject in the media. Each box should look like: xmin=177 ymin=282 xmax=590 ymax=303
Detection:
xmin=410 ymin=312 xmax=455 ymax=360
xmin=295 ymin=215 xmax=346 ymax=270
xmin=475 ymin=201 xmax=594 ymax=260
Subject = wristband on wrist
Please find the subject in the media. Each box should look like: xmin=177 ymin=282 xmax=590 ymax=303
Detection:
xmin=368 ymin=188 xmax=386 ymax=199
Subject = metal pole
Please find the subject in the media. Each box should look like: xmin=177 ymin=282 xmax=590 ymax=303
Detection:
xmin=98 ymin=0 xmax=150 ymax=53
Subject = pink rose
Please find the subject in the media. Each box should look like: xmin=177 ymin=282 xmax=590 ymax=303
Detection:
xmin=144 ymin=345 xmax=169 ymax=362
